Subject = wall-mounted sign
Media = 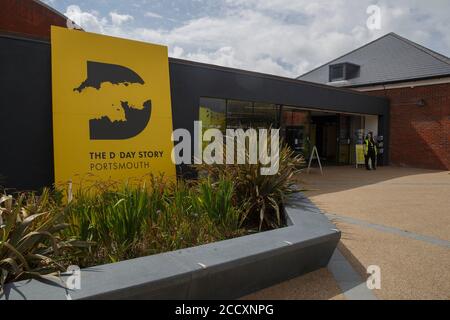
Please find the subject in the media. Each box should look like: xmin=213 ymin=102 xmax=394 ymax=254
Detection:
xmin=51 ymin=27 xmax=175 ymax=188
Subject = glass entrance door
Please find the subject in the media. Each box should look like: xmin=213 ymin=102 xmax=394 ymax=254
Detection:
xmin=281 ymin=107 xmax=311 ymax=158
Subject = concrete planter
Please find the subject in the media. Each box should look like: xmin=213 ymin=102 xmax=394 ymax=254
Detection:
xmin=1 ymin=193 xmax=340 ymax=300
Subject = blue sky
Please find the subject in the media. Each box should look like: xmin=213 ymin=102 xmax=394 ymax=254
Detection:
xmin=43 ymin=0 xmax=450 ymax=77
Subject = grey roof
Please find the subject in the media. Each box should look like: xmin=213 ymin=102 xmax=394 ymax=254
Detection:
xmin=297 ymin=33 xmax=450 ymax=87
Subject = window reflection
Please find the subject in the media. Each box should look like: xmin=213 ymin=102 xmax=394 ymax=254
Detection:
xmin=227 ymin=100 xmax=278 ymax=130
xmin=281 ymin=106 xmax=311 ymax=155
xmin=226 ymin=100 xmax=254 ymax=130
xmin=199 ymin=97 xmax=226 ymax=133
xmin=199 ymin=98 xmax=279 ymax=131
xmin=253 ymin=103 xmax=278 ymax=129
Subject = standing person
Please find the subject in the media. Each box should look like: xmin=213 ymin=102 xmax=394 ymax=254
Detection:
xmin=364 ymin=132 xmax=377 ymax=170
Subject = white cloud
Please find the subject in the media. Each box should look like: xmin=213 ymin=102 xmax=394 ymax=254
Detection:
xmin=63 ymin=1 xmax=450 ymax=78
xmin=65 ymin=6 xmax=135 ymax=34
xmin=145 ymin=11 xmax=163 ymax=19
xmin=65 ymin=5 xmax=107 ymax=34
xmin=109 ymin=12 xmax=134 ymax=26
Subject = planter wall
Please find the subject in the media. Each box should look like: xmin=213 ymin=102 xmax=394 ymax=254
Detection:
xmin=1 ymin=193 xmax=340 ymax=300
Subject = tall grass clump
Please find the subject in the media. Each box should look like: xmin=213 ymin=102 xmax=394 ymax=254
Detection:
xmin=64 ymin=175 xmax=246 ymax=266
xmin=191 ymin=176 xmax=244 ymax=233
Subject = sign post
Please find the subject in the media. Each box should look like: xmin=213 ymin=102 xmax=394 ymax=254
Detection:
xmin=307 ymin=145 xmax=323 ymax=175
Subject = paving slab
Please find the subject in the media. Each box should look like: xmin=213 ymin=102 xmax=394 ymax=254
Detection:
xmin=241 ymin=268 xmax=345 ymax=300
xmin=303 ymin=166 xmax=450 ymax=300
xmin=303 ymin=166 xmax=450 ymax=241
xmin=249 ymin=166 xmax=450 ymax=300
xmin=335 ymin=220 xmax=450 ymax=300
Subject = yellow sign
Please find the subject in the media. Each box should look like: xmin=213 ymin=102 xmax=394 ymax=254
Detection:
xmin=355 ymin=144 xmax=366 ymax=165
xmin=51 ymin=27 xmax=176 ymax=188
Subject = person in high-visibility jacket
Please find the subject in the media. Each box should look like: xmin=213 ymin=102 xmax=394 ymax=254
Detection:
xmin=364 ymin=131 xmax=377 ymax=170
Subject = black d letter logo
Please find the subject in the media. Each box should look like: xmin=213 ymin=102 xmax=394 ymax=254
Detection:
xmin=74 ymin=61 xmax=152 ymax=140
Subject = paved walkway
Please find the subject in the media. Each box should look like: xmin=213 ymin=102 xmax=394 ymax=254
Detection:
xmin=243 ymin=166 xmax=450 ymax=300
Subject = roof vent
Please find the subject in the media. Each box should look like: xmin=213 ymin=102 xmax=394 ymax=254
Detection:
xmin=329 ymin=62 xmax=360 ymax=82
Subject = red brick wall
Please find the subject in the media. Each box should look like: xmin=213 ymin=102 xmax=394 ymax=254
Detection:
xmin=364 ymin=83 xmax=450 ymax=170
xmin=0 ymin=0 xmax=68 ymax=40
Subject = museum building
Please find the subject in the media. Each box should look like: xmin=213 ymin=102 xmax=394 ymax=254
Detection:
xmin=1 ymin=0 xmax=395 ymax=189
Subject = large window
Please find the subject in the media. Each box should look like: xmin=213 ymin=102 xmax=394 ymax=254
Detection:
xmin=226 ymin=100 xmax=254 ymax=129
xmin=226 ymin=100 xmax=278 ymax=130
xmin=199 ymin=98 xmax=279 ymax=131
xmin=253 ymin=102 xmax=278 ymax=129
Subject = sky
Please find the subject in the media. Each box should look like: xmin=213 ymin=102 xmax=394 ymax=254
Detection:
xmin=42 ymin=0 xmax=450 ymax=78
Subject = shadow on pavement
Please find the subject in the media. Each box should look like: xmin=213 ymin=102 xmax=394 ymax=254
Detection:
xmin=297 ymin=165 xmax=445 ymax=196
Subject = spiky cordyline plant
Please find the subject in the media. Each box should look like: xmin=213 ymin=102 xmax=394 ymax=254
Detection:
xmin=0 ymin=188 xmax=88 ymax=294
xmin=196 ymin=140 xmax=304 ymax=230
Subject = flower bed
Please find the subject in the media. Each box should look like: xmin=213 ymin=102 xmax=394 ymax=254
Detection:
xmin=1 ymin=192 xmax=340 ymax=300
xmin=0 ymin=145 xmax=304 ymax=294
